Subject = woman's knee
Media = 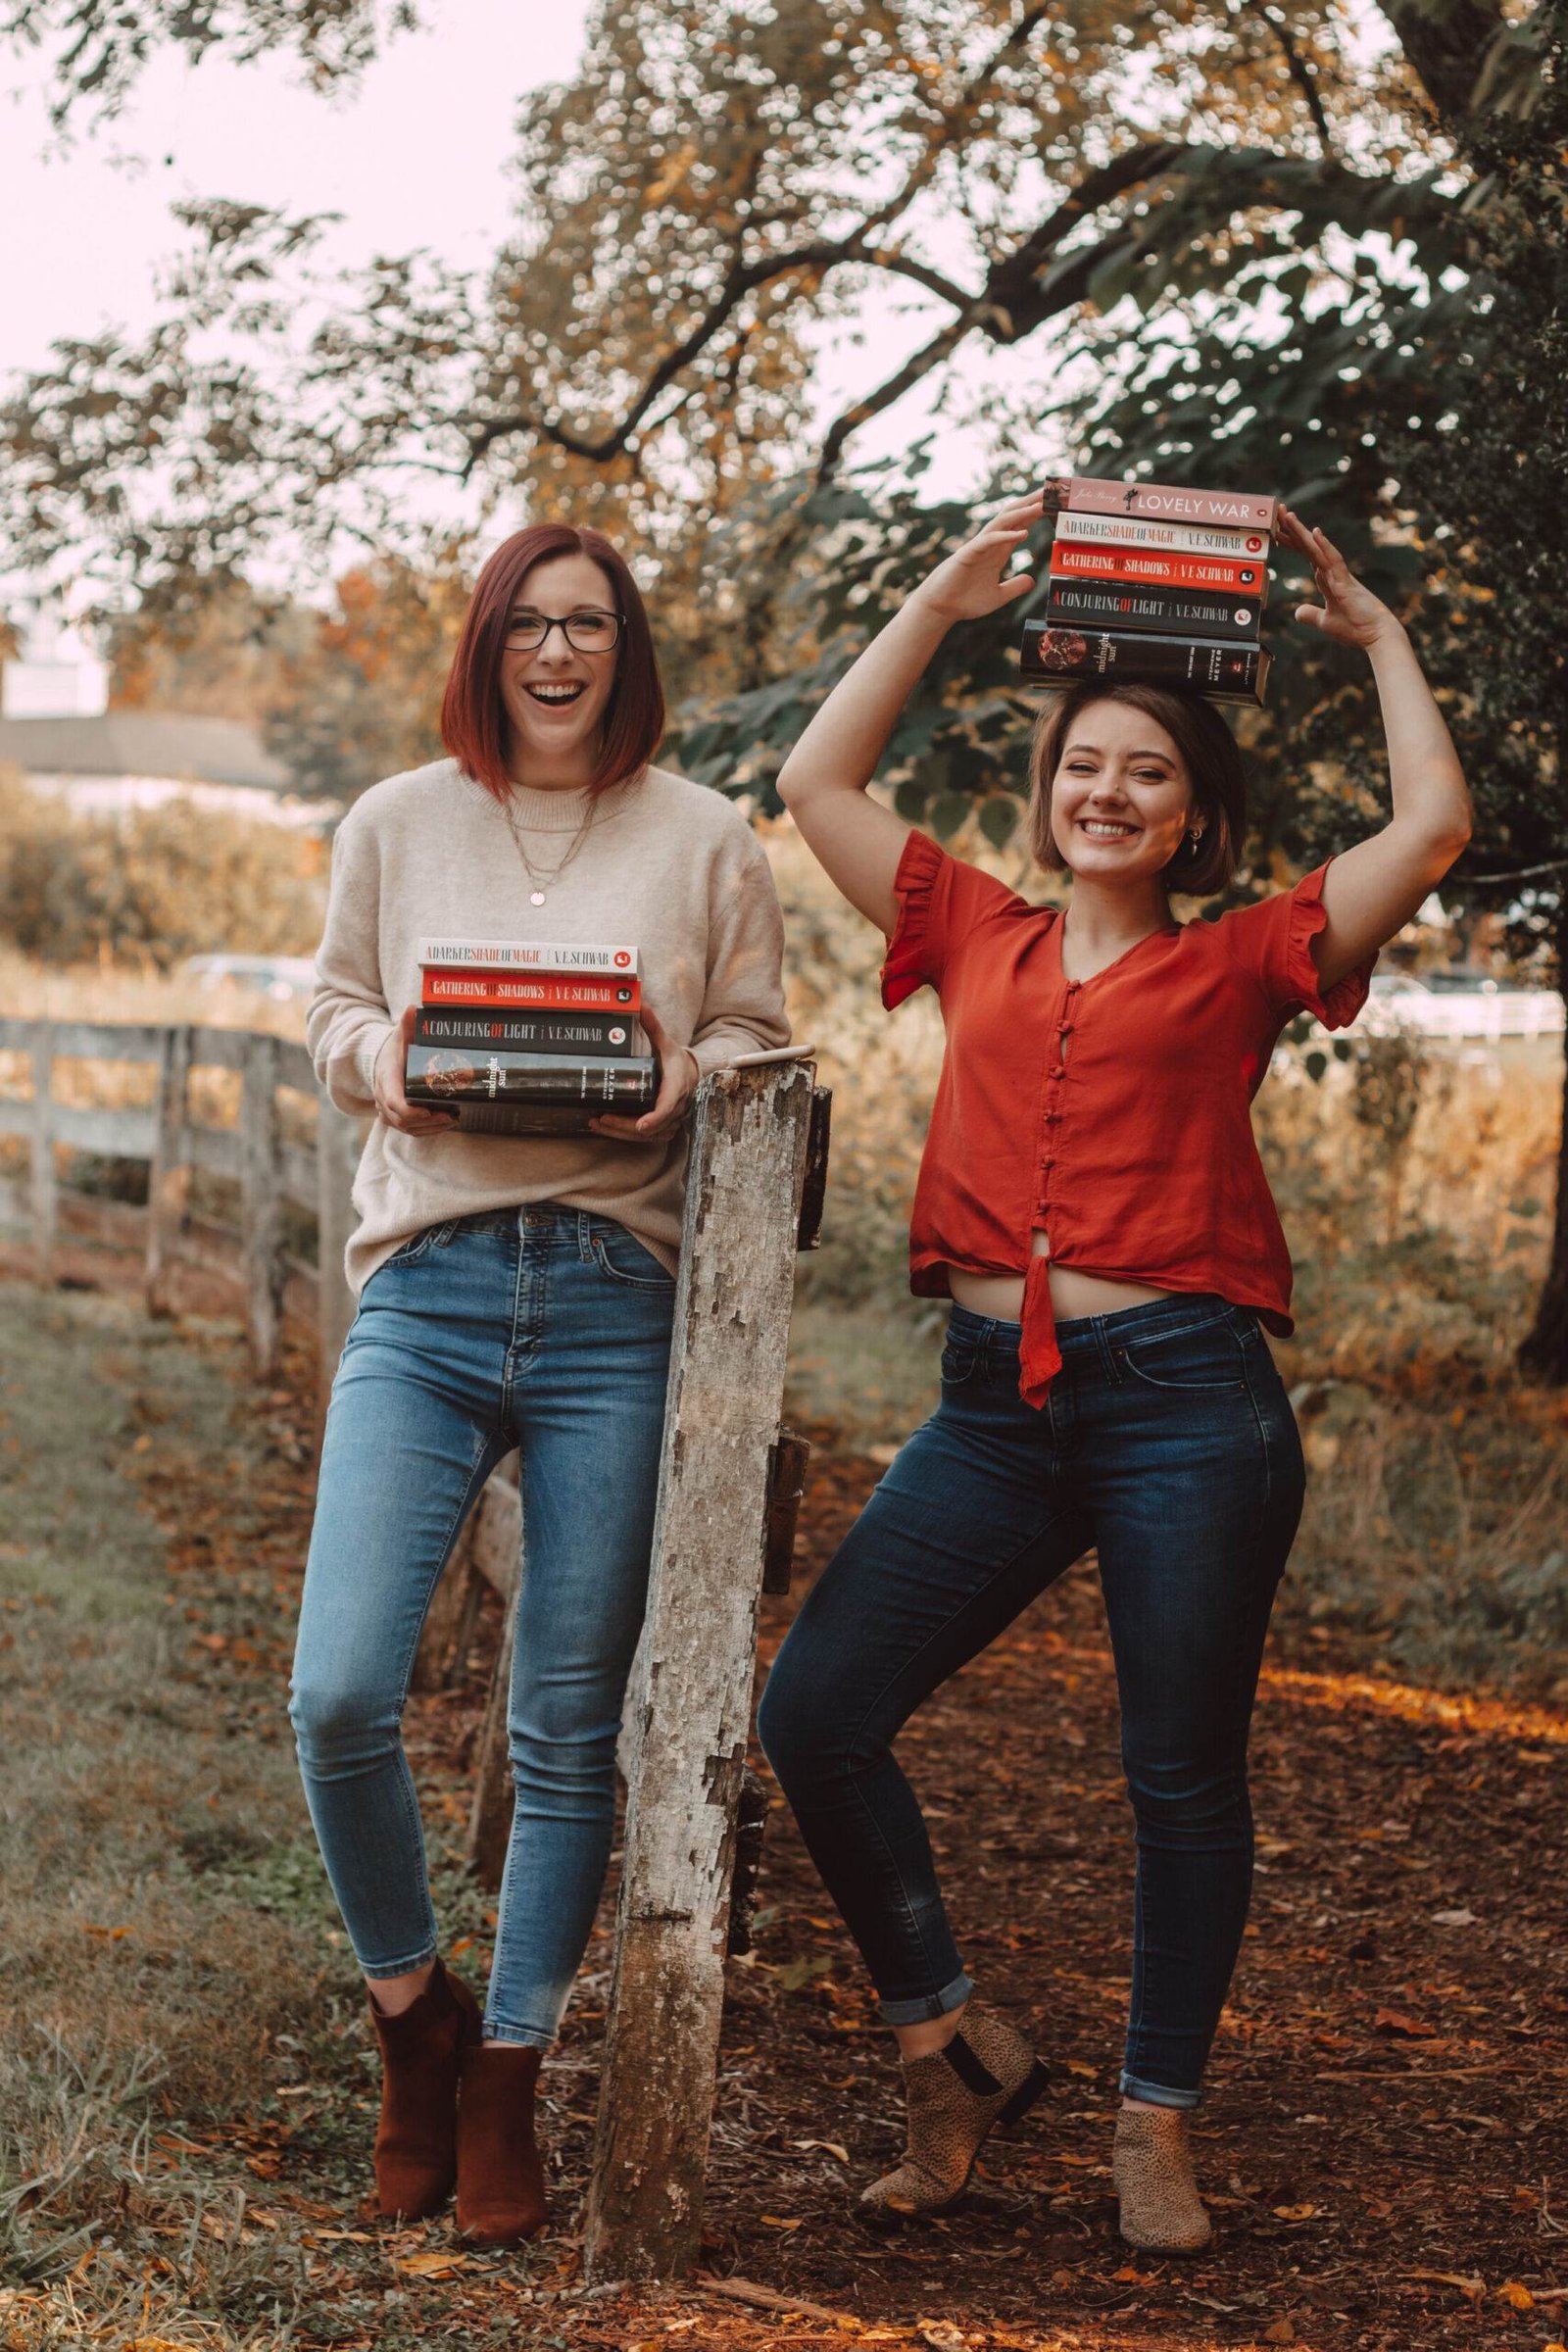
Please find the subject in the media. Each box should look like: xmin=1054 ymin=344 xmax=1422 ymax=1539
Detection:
xmin=288 ymin=1673 xmax=402 ymax=1765
xmin=758 ymin=1641 xmax=859 ymax=1796
xmin=1121 ymin=1743 xmax=1250 ymax=1842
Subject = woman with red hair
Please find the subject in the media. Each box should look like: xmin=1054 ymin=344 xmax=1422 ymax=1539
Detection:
xmin=294 ymin=524 xmax=788 ymax=2243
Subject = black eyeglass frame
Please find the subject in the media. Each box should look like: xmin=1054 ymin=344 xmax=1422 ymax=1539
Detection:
xmin=503 ymin=609 xmax=623 ymax=653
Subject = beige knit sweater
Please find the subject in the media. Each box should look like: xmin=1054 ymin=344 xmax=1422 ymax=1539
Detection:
xmin=307 ymin=758 xmax=790 ymax=1294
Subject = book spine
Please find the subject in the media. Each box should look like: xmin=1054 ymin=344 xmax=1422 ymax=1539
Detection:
xmin=1045 ymin=580 xmax=1263 ymax=638
xmin=1054 ymin=476 xmax=1278 ymax=532
xmin=406 ymin=1046 xmax=659 ymax=1105
xmin=1054 ymin=510 xmax=1272 ymax=560
xmin=434 ymin=1105 xmax=620 ymax=1133
xmin=416 ymin=938 xmax=640 ymax=975
xmin=1018 ymin=623 xmax=1270 ymax=703
xmin=413 ymin=1010 xmax=638 ymax=1056
xmin=419 ymin=972 xmax=641 ymax=1010
xmin=1050 ymin=545 xmax=1265 ymax=592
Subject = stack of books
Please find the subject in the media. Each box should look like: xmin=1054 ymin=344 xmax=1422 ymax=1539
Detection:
xmin=404 ymin=938 xmax=660 ymax=1133
xmin=1020 ymin=475 xmax=1279 ymax=706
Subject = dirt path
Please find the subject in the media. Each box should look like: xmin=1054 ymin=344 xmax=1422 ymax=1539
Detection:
xmin=3 ymin=1279 xmax=1565 ymax=2352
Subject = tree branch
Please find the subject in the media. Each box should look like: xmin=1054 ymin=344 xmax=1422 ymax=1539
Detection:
xmin=1243 ymin=0 xmax=1337 ymax=156
xmin=814 ymin=314 xmax=976 ymax=484
xmin=986 ymin=143 xmax=1190 ymax=322
xmin=464 ymin=133 xmax=1435 ymax=487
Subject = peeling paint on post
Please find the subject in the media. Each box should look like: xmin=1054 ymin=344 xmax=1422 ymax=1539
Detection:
xmin=583 ymin=1060 xmax=814 ymax=2284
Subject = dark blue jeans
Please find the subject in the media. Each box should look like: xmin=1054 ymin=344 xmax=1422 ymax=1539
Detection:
xmin=758 ymin=1293 xmax=1304 ymax=2108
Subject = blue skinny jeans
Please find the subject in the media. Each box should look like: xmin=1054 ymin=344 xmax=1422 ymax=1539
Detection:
xmin=758 ymin=1293 xmax=1304 ymax=2108
xmin=289 ymin=1204 xmax=675 ymax=2047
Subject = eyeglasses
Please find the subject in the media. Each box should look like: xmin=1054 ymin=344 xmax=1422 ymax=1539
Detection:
xmin=504 ymin=609 xmax=622 ymax=654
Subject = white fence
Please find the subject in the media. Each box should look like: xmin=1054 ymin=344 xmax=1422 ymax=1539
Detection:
xmin=1355 ymin=983 xmax=1564 ymax=1046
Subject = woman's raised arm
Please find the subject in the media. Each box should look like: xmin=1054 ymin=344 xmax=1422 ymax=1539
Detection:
xmin=777 ymin=493 xmax=1043 ymax=936
xmin=1279 ymin=506 xmax=1473 ymax=990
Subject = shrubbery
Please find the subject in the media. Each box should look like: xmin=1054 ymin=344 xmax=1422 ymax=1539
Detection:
xmin=0 ymin=781 xmax=326 ymax=969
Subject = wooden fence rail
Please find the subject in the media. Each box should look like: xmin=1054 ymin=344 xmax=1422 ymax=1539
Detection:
xmin=0 ymin=1014 xmax=361 ymax=1395
xmin=2 ymin=1014 xmax=830 ymax=2282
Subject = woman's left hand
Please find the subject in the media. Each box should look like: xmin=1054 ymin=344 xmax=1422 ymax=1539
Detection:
xmin=1279 ymin=506 xmax=1400 ymax=652
xmin=590 ymin=1003 xmax=699 ymax=1146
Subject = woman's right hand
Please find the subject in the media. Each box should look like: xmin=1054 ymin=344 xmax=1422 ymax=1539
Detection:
xmin=907 ymin=490 xmax=1044 ymax=626
xmin=373 ymin=1005 xmax=459 ymax=1137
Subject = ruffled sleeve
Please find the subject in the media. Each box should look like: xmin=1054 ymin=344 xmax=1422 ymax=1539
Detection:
xmin=1218 ymin=858 xmax=1377 ymax=1032
xmin=880 ymin=830 xmax=946 ymax=1008
xmin=880 ymin=829 xmax=1021 ymax=1010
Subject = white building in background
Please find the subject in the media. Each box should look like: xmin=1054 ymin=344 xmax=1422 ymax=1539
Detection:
xmin=0 ymin=647 xmax=338 ymax=833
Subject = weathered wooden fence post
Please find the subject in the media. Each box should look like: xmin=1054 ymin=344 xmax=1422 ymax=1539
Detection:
xmin=582 ymin=1058 xmax=814 ymax=2285
xmin=145 ymin=1023 xmax=193 ymax=1315
xmin=28 ymin=1027 xmax=56 ymax=1286
xmin=240 ymin=1033 xmax=288 ymax=1377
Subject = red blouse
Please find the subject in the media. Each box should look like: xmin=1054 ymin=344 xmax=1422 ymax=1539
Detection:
xmin=880 ymin=829 xmax=1375 ymax=1407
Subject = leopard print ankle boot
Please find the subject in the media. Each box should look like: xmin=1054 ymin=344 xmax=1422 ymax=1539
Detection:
xmin=860 ymin=2004 xmax=1048 ymax=2219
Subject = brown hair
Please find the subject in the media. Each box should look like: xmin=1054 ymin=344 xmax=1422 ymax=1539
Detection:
xmin=440 ymin=523 xmax=665 ymax=801
xmin=1025 ymin=682 xmax=1247 ymax=895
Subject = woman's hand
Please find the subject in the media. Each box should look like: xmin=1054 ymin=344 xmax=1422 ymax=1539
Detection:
xmin=591 ymin=1003 xmax=699 ymax=1146
xmin=1279 ymin=506 xmax=1400 ymax=652
xmin=372 ymin=1005 xmax=459 ymax=1137
xmin=908 ymin=490 xmax=1043 ymax=626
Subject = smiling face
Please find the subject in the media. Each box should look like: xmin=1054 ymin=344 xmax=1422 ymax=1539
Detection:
xmin=499 ymin=551 xmax=622 ymax=785
xmin=1048 ymin=699 xmax=1200 ymax=881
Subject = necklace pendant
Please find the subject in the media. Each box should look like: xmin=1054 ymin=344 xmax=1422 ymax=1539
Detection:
xmin=529 ymin=889 xmax=547 ymax=906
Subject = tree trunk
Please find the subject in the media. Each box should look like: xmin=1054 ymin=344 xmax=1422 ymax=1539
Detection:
xmin=1374 ymin=0 xmax=1507 ymax=120
xmin=1519 ymin=896 xmax=1568 ymax=1383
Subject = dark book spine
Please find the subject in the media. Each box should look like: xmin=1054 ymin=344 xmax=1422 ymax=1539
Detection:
xmin=406 ymin=1046 xmax=659 ymax=1108
xmin=439 ymin=1102 xmax=635 ymax=1135
xmin=413 ymin=1010 xmax=637 ymax=1056
xmin=1045 ymin=580 xmax=1263 ymax=638
xmin=1019 ymin=623 xmax=1270 ymax=704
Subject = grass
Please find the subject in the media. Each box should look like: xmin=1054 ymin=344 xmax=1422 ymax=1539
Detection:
xmin=0 ymin=1282 xmax=339 ymax=2338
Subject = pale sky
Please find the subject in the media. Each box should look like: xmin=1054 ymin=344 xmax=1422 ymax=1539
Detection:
xmin=1 ymin=4 xmax=576 ymax=375
xmin=0 ymin=0 xmax=1056 ymax=597
xmin=1 ymin=0 xmax=1402 ymax=620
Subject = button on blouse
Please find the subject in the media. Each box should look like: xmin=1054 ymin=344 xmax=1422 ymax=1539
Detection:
xmin=879 ymin=829 xmax=1376 ymax=1407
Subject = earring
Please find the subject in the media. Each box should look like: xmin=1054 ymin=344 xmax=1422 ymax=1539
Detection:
xmin=1188 ymin=827 xmax=1203 ymax=845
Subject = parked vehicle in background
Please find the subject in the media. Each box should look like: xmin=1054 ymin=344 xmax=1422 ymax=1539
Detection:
xmin=177 ymin=954 xmax=317 ymax=1005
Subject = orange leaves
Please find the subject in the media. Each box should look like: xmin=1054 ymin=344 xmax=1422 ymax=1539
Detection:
xmin=391 ymin=2249 xmax=473 ymax=2278
xmin=1374 ymin=2006 xmax=1439 ymax=2038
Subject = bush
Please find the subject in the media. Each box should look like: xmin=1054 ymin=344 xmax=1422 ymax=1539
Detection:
xmin=0 ymin=784 xmax=325 ymax=969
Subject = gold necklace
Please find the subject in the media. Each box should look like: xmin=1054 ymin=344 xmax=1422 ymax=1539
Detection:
xmin=502 ymin=788 xmax=596 ymax=906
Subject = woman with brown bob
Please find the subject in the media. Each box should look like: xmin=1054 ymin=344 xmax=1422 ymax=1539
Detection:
xmin=294 ymin=523 xmax=787 ymax=2242
xmin=758 ymin=490 xmax=1470 ymax=2249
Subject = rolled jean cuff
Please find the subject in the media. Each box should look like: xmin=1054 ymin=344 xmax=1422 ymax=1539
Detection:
xmin=363 ymin=1944 xmax=439 ymax=1980
xmin=1120 ymin=2070 xmax=1201 ymax=2110
xmin=483 ymin=2019 xmax=555 ymax=2051
xmin=875 ymin=1969 xmax=974 ymax=2028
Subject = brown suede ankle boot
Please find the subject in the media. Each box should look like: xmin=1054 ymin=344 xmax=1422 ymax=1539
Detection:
xmin=1112 ymin=2102 xmax=1213 ymax=2251
xmin=456 ymin=2043 xmax=548 ymax=2246
xmin=860 ymin=2003 xmax=1049 ymax=2220
xmin=367 ymin=1958 xmax=481 ymax=2221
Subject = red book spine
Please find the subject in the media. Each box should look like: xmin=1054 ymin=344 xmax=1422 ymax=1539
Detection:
xmin=419 ymin=971 xmax=642 ymax=1011
xmin=1051 ymin=545 xmax=1265 ymax=593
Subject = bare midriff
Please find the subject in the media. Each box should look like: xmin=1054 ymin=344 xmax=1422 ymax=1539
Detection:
xmin=947 ymin=1228 xmax=1174 ymax=1325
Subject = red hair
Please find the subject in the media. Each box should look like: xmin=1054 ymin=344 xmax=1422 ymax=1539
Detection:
xmin=440 ymin=524 xmax=665 ymax=800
